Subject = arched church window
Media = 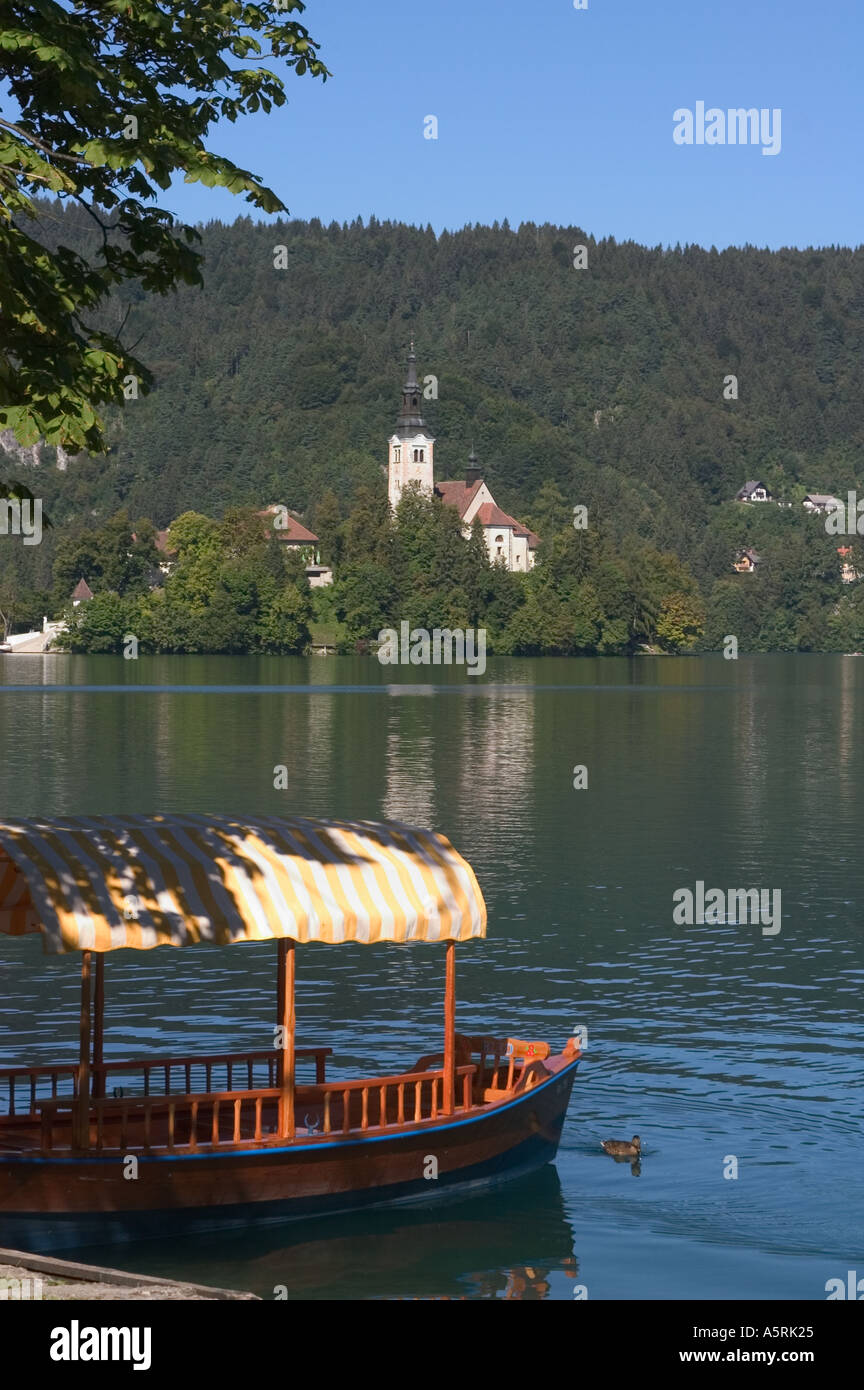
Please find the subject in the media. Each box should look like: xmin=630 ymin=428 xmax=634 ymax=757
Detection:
xmin=495 ymin=534 xmax=504 ymax=544
xmin=394 ymin=447 xmax=401 ymax=462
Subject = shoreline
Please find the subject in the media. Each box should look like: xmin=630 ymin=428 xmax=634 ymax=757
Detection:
xmin=0 ymin=1247 xmax=257 ymax=1301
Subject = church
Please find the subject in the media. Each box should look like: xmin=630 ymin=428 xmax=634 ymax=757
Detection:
xmin=387 ymin=348 xmax=539 ymax=571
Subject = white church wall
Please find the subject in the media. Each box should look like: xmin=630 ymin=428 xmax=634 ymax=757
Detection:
xmin=511 ymin=533 xmax=530 ymax=570
xmin=481 ymin=527 xmax=531 ymax=570
xmin=462 ymin=482 xmax=495 ymax=524
xmin=485 ymin=527 xmax=512 ymax=567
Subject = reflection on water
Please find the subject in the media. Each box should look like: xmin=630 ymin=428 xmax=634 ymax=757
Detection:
xmin=1 ymin=654 xmax=863 ymax=1299
xmin=73 ymin=1169 xmax=579 ymax=1301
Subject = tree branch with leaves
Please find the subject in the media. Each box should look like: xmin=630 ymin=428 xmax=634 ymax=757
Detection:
xmin=0 ymin=0 xmax=328 ymax=473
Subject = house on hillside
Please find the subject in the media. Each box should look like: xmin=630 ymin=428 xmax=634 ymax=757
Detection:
xmin=733 ymin=548 xmax=761 ymax=573
xmin=130 ymin=528 xmax=178 ymax=584
xmin=735 ymin=480 xmax=773 ymax=503
xmin=803 ymin=493 xmax=842 ymax=515
xmin=387 ymin=347 xmax=539 ymax=570
xmin=259 ymin=506 xmax=320 ymax=560
xmin=258 ymin=506 xmax=333 ymax=586
xmin=154 ymin=530 xmax=177 ymax=576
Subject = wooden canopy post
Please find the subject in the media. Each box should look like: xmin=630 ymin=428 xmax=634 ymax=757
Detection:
xmin=276 ymin=939 xmax=296 ymax=1140
xmin=92 ymin=953 xmax=105 ymax=1099
xmin=75 ymin=950 xmax=92 ymax=1149
xmin=443 ymin=942 xmax=456 ymax=1114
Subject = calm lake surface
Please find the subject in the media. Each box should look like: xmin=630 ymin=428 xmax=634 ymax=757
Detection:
xmin=1 ymin=653 xmax=862 ymax=1300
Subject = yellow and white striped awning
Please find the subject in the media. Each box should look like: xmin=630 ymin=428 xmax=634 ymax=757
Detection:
xmin=0 ymin=815 xmax=487 ymax=954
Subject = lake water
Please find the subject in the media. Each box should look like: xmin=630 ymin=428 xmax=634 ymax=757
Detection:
xmin=1 ymin=653 xmax=862 ymax=1300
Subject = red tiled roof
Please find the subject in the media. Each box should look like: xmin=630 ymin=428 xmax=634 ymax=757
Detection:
xmin=434 ymin=480 xmax=483 ymax=518
xmin=154 ymin=529 xmax=177 ymax=556
xmin=437 ymin=485 xmax=540 ymax=547
xmin=72 ymin=578 xmax=93 ymax=600
xmin=475 ymin=502 xmax=523 ymax=529
xmin=514 ymin=522 xmax=541 ymax=549
xmin=131 ymin=529 xmax=177 ymax=557
xmin=258 ymin=508 xmax=318 ymax=544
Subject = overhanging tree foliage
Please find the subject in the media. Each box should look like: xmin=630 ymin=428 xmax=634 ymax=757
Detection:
xmin=0 ymin=0 xmax=327 ymax=464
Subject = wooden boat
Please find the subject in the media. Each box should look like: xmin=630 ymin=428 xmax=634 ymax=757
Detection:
xmin=0 ymin=815 xmax=581 ymax=1251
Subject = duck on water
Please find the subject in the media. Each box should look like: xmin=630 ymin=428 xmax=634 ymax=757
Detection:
xmin=601 ymin=1135 xmax=641 ymax=1158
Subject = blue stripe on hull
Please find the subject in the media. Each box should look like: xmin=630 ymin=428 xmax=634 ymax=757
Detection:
xmin=0 ymin=1122 xmax=564 ymax=1254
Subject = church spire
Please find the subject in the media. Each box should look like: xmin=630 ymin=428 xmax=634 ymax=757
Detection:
xmin=396 ymin=339 xmax=426 ymax=431
xmin=465 ymin=442 xmax=481 ymax=487
xmin=388 ymin=342 xmax=435 ymax=510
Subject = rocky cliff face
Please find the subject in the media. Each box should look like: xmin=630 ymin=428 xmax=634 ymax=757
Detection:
xmin=0 ymin=431 xmax=76 ymax=471
xmin=0 ymin=429 xmax=42 ymax=470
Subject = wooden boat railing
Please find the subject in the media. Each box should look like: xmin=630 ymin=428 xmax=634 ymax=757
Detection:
xmin=0 ymin=1047 xmax=331 ymax=1121
xmin=36 ymin=1063 xmax=479 ymax=1155
xmin=3 ymin=1040 xmax=548 ymax=1133
xmin=93 ymin=1046 xmax=332 ymax=1098
xmin=312 ymin=1062 xmax=477 ymax=1134
xmin=0 ymin=1064 xmax=79 ymax=1119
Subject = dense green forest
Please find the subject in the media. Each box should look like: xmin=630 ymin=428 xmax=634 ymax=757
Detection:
xmin=5 ymin=484 xmax=864 ymax=657
xmin=3 ymin=204 xmax=864 ymax=653
xmin=44 ymin=509 xmax=315 ymax=656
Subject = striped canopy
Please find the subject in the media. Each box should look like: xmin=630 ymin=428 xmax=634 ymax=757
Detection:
xmin=0 ymin=815 xmax=487 ymax=954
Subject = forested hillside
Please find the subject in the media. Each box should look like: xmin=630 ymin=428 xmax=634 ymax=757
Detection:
xmin=4 ymin=204 xmax=864 ymax=653
xmin=5 ymin=202 xmax=864 ymax=552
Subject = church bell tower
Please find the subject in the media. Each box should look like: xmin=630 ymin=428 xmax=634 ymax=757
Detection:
xmin=388 ymin=343 xmax=435 ymax=510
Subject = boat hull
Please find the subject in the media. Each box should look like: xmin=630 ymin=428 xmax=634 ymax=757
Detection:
xmin=0 ymin=1060 xmax=579 ymax=1251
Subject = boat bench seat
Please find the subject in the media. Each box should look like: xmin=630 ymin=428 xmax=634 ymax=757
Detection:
xmin=407 ymin=1033 xmax=552 ymax=1105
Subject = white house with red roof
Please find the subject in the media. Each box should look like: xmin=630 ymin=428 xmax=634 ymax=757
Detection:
xmin=387 ymin=350 xmax=539 ymax=571
xmin=258 ymin=506 xmax=333 ymax=586
xmin=259 ymin=505 xmax=319 ymax=553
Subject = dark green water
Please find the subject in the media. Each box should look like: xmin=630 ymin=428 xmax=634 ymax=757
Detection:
xmin=1 ymin=653 xmax=862 ymax=1299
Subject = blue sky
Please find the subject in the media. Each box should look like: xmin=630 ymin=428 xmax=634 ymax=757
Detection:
xmin=170 ymin=0 xmax=860 ymax=248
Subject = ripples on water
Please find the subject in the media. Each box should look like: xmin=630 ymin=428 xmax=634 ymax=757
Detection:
xmin=0 ymin=653 xmax=862 ymax=1297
